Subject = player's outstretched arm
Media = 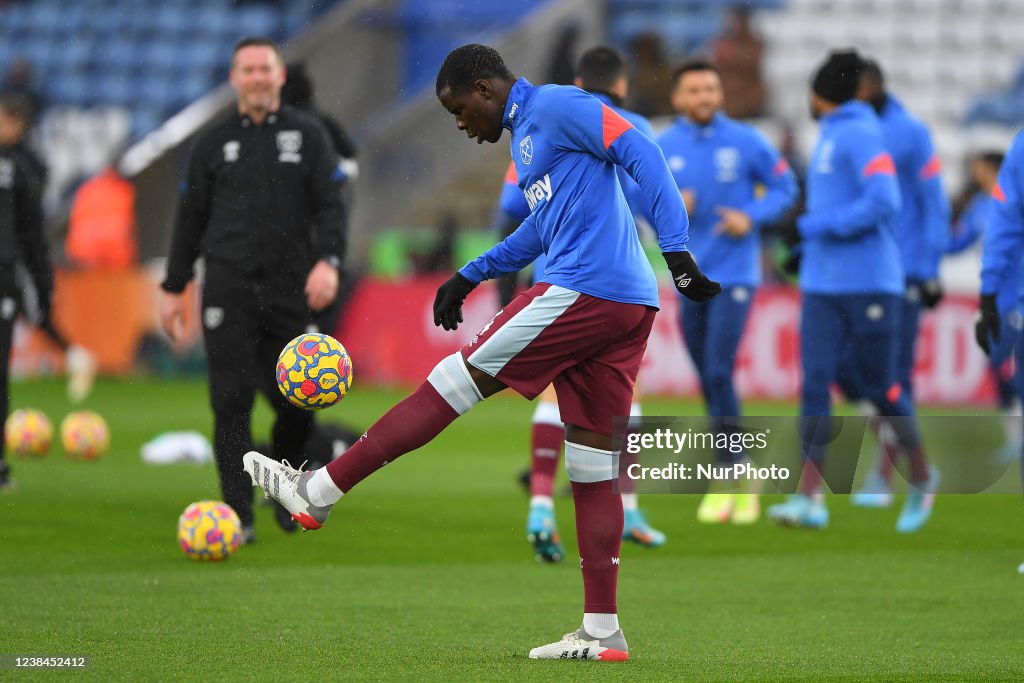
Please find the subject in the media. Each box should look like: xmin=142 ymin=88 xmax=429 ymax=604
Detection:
xmin=433 ymin=218 xmax=544 ymax=331
xmin=459 ymin=217 xmax=544 ymax=284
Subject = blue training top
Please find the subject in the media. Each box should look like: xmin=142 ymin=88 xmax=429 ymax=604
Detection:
xmin=497 ymin=91 xmax=658 ymax=284
xmin=656 ymin=111 xmax=798 ymax=287
xmin=876 ymin=95 xmax=951 ymax=282
xmin=797 ymin=100 xmax=903 ymax=296
xmin=981 ymin=130 xmax=1024 ymax=311
xmin=462 ymin=78 xmax=689 ymax=309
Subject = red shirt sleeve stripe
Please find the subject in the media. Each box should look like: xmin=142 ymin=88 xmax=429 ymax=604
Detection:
xmin=918 ymin=155 xmax=942 ymax=180
xmin=601 ymin=104 xmax=633 ymax=150
xmin=993 ymin=183 xmax=1007 ymax=202
xmin=503 ymin=161 xmax=518 ymax=184
xmin=772 ymin=158 xmax=790 ymax=176
xmin=862 ymin=152 xmax=896 ymax=177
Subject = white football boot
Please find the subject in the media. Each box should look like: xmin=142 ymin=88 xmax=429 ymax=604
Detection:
xmin=242 ymin=451 xmax=332 ymax=531
xmin=528 ymin=627 xmax=629 ymax=661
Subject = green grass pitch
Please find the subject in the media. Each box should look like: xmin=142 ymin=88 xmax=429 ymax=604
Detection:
xmin=1 ymin=378 xmax=1021 ymax=681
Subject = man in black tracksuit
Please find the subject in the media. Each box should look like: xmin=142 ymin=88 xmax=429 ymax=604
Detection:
xmin=159 ymin=38 xmax=346 ymax=540
xmin=0 ymin=144 xmax=51 ymax=490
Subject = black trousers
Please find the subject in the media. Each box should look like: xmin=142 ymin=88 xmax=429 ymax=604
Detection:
xmin=0 ymin=271 xmax=17 ymax=463
xmin=201 ymin=266 xmax=315 ymax=527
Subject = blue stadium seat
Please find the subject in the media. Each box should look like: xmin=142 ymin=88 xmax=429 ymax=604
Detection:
xmin=232 ymin=6 xmax=282 ymax=41
xmin=4 ymin=0 xmax=346 ymax=141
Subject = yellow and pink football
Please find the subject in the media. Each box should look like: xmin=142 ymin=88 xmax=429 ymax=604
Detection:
xmin=61 ymin=410 xmax=109 ymax=461
xmin=276 ymin=333 xmax=353 ymax=410
xmin=5 ymin=408 xmax=53 ymax=458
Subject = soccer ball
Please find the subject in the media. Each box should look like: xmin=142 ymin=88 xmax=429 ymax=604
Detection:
xmin=177 ymin=500 xmax=243 ymax=561
xmin=5 ymin=409 xmax=52 ymax=458
xmin=60 ymin=410 xmax=109 ymax=461
xmin=276 ymin=332 xmax=353 ymax=410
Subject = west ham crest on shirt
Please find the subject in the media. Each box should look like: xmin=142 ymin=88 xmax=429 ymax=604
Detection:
xmin=223 ymin=141 xmax=239 ymax=163
xmin=519 ymin=136 xmax=534 ymax=165
xmin=277 ymin=130 xmax=303 ymax=163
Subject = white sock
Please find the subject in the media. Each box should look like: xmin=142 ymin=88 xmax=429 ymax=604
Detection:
xmin=621 ymin=493 xmax=638 ymax=511
xmin=629 ymin=402 xmax=642 ymax=417
xmin=533 ymin=400 xmax=563 ymax=427
xmin=530 ymin=495 xmax=553 ymax=509
xmin=306 ymin=468 xmax=344 ymax=507
xmin=583 ymin=612 xmax=620 ymax=638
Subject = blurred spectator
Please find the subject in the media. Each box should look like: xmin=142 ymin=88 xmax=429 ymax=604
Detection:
xmin=66 ymin=164 xmax=137 ymax=270
xmin=544 ymin=24 xmax=580 ymax=86
xmin=965 ymin=63 xmax=1024 ymax=127
xmin=281 ymin=62 xmax=359 ymax=182
xmin=949 ymin=151 xmax=1004 ymax=254
xmin=625 ymin=32 xmax=674 ymax=117
xmin=425 ymin=212 xmax=457 ymax=273
xmin=1 ymin=59 xmax=43 ymax=119
xmin=0 ymin=92 xmax=46 ymax=188
xmin=710 ymin=9 xmax=767 ymax=119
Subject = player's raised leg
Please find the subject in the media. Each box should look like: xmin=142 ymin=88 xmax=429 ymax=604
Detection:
xmin=244 ymin=349 xmax=495 ymax=529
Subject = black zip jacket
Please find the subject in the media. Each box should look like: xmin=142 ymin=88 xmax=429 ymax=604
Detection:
xmin=0 ymin=146 xmax=50 ymax=306
xmin=162 ymin=105 xmax=346 ymax=293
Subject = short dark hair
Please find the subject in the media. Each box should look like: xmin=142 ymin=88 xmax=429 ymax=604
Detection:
xmin=976 ymin=150 xmax=1005 ymax=170
xmin=0 ymin=92 xmax=36 ymax=125
xmin=575 ymin=46 xmax=627 ymax=93
xmin=232 ymin=37 xmax=283 ymax=66
xmin=435 ymin=44 xmax=514 ymax=96
xmin=671 ymin=58 xmax=720 ymax=88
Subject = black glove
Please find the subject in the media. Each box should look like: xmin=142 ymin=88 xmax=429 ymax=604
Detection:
xmin=975 ymin=293 xmax=1000 ymax=355
xmin=664 ymin=251 xmax=721 ymax=302
xmin=433 ymin=273 xmax=477 ymax=331
xmin=920 ymin=279 xmax=943 ymax=309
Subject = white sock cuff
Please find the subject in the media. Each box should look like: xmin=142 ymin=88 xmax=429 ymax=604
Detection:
xmin=620 ymin=492 xmax=638 ymax=510
xmin=564 ymin=441 xmax=617 ymax=483
xmin=532 ymin=400 xmax=562 ymax=426
xmin=530 ymin=495 xmax=553 ymax=509
xmin=583 ymin=612 xmax=620 ymax=638
xmin=629 ymin=402 xmax=642 ymax=417
xmin=307 ymin=468 xmax=344 ymax=507
xmin=427 ymin=353 xmax=484 ymax=415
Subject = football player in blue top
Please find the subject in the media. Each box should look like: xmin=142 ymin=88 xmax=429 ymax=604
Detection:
xmin=657 ymin=59 xmax=798 ymax=525
xmin=766 ymin=51 xmax=938 ymax=533
xmin=838 ymin=60 xmax=951 ymax=509
xmin=245 ymin=44 xmax=719 ymax=662
xmin=500 ymin=47 xmax=667 ymax=565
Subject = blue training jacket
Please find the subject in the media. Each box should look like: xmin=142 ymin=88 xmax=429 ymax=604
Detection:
xmin=462 ymin=78 xmax=689 ymax=309
xmin=951 ymin=192 xmax=1020 ymax=313
xmin=876 ymin=95 xmax=951 ymax=282
xmin=981 ymin=130 xmax=1024 ymax=310
xmin=797 ymin=100 xmax=903 ymax=296
xmin=498 ymin=91 xmax=657 ymax=282
xmin=656 ymin=111 xmax=798 ymax=287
